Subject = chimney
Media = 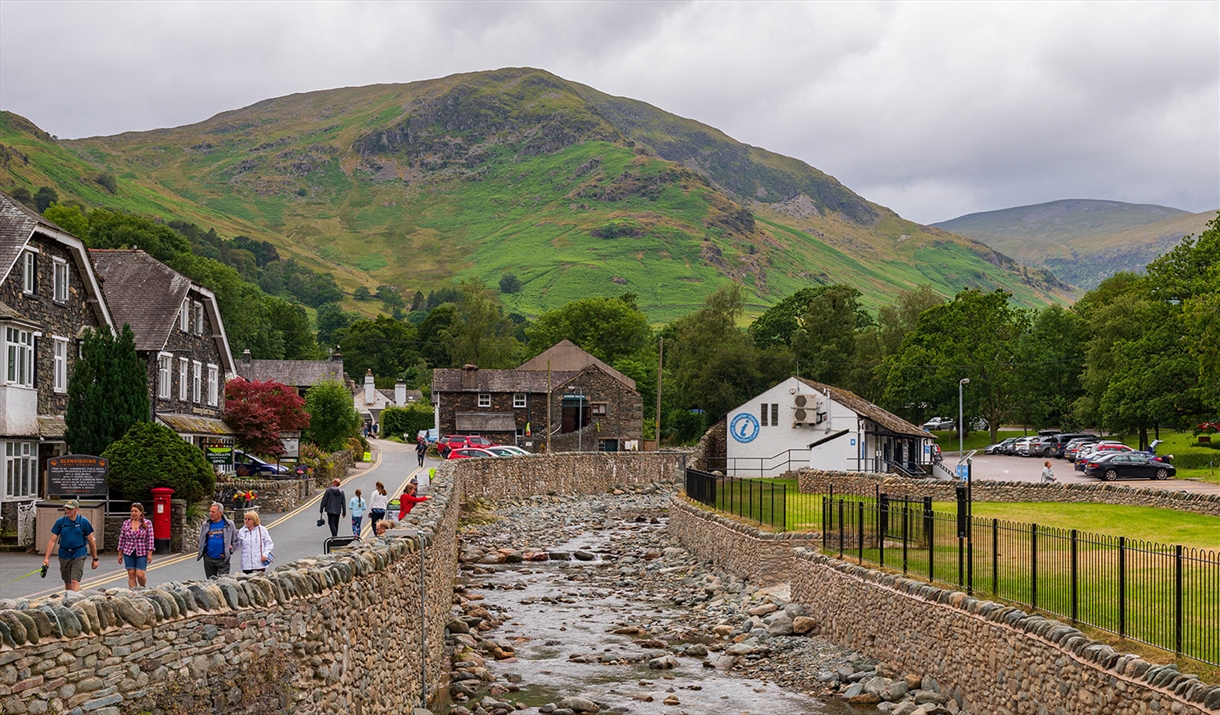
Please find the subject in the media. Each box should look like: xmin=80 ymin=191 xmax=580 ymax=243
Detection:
xmin=364 ymin=370 xmax=375 ymax=405
xmin=330 ymin=350 xmax=343 ymax=363
xmin=241 ymin=348 xmax=252 ymax=366
xmin=461 ymin=364 xmax=479 ymax=390
xmin=395 ymin=380 xmax=407 ymax=406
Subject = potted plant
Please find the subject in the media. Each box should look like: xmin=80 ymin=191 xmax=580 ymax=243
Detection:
xmin=233 ymin=489 xmax=258 ymax=509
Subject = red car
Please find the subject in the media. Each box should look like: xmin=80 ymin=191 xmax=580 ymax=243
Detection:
xmin=447 ymin=447 xmax=498 ymax=460
xmin=436 ymin=435 xmax=495 ymax=456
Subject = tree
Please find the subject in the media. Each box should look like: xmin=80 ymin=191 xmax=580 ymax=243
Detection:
xmin=42 ymin=203 xmax=89 ymax=236
xmin=34 ymin=186 xmax=58 ymax=213
xmin=224 ymin=379 xmax=310 ymax=457
xmin=380 ymin=403 xmax=434 ymax=440
xmin=103 ymin=422 xmax=215 ymax=505
xmin=354 ymin=286 xmax=372 ymax=301
xmin=417 ymin=303 xmax=456 ymax=367
xmin=267 ymin=297 xmax=320 ymax=359
xmin=1012 ymin=305 xmax=1087 ymax=429
xmin=442 ymin=281 xmax=522 ymax=368
xmin=316 ymin=302 xmax=354 ymax=349
xmin=499 ymin=273 xmax=522 ymax=294
xmin=749 ymin=287 xmax=830 ymax=350
xmin=790 ymin=285 xmax=869 ymax=386
xmin=65 ymin=325 xmax=150 ymax=456
xmin=525 ymin=294 xmax=652 ymax=365
xmin=376 ymin=284 xmax=405 ymax=309
xmin=304 ymin=380 xmax=362 ymax=452
xmin=334 ymin=316 xmax=419 ymax=378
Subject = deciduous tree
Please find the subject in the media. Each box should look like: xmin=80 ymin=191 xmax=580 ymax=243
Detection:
xmin=304 ymin=380 xmax=362 ymax=452
xmin=526 ymin=294 xmax=652 ymax=365
xmin=103 ymin=422 xmax=214 ymax=504
xmin=224 ymin=379 xmax=310 ymax=457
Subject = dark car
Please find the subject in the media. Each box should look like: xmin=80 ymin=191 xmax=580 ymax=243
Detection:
xmin=1042 ymin=433 xmax=1093 ymax=459
xmin=234 ymin=451 xmax=290 ymax=478
xmin=436 ymin=435 xmax=496 ymax=456
xmin=1083 ymin=452 xmax=1175 ymax=481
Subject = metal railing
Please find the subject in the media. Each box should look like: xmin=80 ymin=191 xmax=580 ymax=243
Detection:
xmin=700 ymin=449 xmax=808 ymax=478
xmin=684 ymin=469 xmax=822 ymax=532
xmin=823 ymin=495 xmax=1220 ymax=665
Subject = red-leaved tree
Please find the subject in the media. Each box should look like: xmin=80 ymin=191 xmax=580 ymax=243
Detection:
xmin=224 ymin=379 xmax=310 ymax=457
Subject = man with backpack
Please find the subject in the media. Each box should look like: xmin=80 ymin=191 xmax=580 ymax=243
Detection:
xmin=42 ymin=500 xmax=99 ymax=592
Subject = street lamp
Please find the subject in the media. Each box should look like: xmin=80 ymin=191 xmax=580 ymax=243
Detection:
xmin=958 ymin=378 xmax=970 ymax=461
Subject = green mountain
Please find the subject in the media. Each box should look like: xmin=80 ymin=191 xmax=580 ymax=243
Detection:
xmin=1 ymin=68 xmax=1071 ymax=321
xmin=933 ymin=199 xmax=1218 ymax=290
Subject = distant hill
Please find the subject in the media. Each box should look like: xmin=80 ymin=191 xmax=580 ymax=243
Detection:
xmin=1 ymin=68 xmax=1071 ymax=322
xmin=933 ymin=199 xmax=1218 ymax=289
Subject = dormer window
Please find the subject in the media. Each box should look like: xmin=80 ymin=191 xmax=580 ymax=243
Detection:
xmin=52 ymin=258 xmax=69 ymax=302
xmin=21 ymin=252 xmax=35 ymax=294
xmin=180 ymin=299 xmax=190 ymax=332
xmin=193 ymin=301 xmax=204 ymax=336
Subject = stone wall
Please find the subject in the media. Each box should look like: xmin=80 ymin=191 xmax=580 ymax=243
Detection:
xmin=790 ymin=549 xmax=1220 ymax=715
xmin=455 ymin=451 xmax=688 ymax=500
xmin=312 ymin=449 xmax=355 ymax=488
xmin=795 ymin=468 xmax=1220 ymax=518
xmin=0 ymin=465 xmax=461 ymax=714
xmin=216 ymin=475 xmax=312 ymax=513
xmin=667 ymin=496 xmax=821 ymax=585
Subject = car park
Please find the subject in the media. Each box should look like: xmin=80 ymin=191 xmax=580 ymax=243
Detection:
xmin=1064 ymin=436 xmax=1100 ymax=462
xmin=1083 ymin=452 xmax=1175 ymax=481
xmin=922 ymin=417 xmax=956 ymax=431
xmin=985 ymin=437 xmax=1018 ymax=455
xmin=1043 ymin=433 xmax=1093 ymax=459
xmin=1074 ymin=442 xmax=1133 ymax=471
xmin=446 ymin=447 xmax=499 ymax=460
xmin=1012 ymin=437 xmax=1038 ymax=456
xmin=437 ymin=434 xmax=496 ymax=456
xmin=234 ymin=451 xmax=291 ymax=478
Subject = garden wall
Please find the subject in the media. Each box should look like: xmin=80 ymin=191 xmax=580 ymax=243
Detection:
xmin=795 ymin=468 xmax=1220 ymax=518
xmin=215 ymin=475 xmax=313 ymax=513
xmin=0 ymin=465 xmax=461 ymax=714
xmin=668 ymin=496 xmax=821 ymax=584
xmin=790 ymin=549 xmax=1220 ymax=714
xmin=457 ymin=450 xmax=689 ymax=500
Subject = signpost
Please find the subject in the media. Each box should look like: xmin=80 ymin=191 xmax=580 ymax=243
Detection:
xmin=205 ymin=447 xmax=233 ymax=466
xmin=47 ymin=455 xmax=109 ymax=497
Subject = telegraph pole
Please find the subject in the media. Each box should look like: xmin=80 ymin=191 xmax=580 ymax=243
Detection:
xmin=655 ymin=336 xmax=663 ymax=450
xmin=546 ymin=360 xmax=552 ymax=454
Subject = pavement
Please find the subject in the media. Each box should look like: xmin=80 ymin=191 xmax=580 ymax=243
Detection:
xmin=944 ymin=452 xmax=1220 ymax=496
xmin=0 ymin=439 xmax=437 ymax=602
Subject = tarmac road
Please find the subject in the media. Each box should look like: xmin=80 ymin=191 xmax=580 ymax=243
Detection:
xmin=943 ymin=451 xmax=1220 ymax=496
xmin=0 ymin=439 xmax=434 ymax=602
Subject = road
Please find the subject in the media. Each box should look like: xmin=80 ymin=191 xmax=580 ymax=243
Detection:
xmin=0 ymin=439 xmax=435 ymax=602
xmin=943 ymin=452 xmax=1220 ymax=496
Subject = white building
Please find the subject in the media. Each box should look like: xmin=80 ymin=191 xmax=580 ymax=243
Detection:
xmin=354 ymin=370 xmax=423 ymax=427
xmin=723 ymin=377 xmax=933 ymax=477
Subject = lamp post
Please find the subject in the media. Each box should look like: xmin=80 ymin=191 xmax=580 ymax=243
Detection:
xmin=958 ymin=378 xmax=970 ymax=461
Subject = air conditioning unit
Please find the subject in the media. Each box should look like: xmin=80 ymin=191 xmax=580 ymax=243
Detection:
xmin=793 ymin=394 xmax=826 ymax=427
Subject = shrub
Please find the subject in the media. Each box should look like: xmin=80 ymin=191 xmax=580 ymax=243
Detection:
xmin=380 ymin=403 xmax=435 ymax=440
xmin=102 ymin=422 xmax=215 ymax=504
xmin=304 ymin=379 xmax=362 ymax=452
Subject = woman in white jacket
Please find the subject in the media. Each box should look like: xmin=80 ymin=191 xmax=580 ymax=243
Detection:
xmin=367 ymin=481 xmax=389 ymax=536
xmin=236 ymin=511 xmax=275 ymax=574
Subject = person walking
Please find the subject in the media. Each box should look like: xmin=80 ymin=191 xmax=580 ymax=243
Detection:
xmin=320 ymin=479 xmax=346 ymax=538
xmin=42 ymin=500 xmax=98 ymax=592
xmin=397 ymin=482 xmax=430 ymax=520
xmin=196 ymin=502 xmax=239 ymax=578
xmin=349 ymin=489 xmax=368 ymax=538
xmin=116 ymin=503 xmax=155 ymax=589
xmin=367 ymin=481 xmax=389 ymax=534
xmin=1041 ymin=460 xmax=1058 ymax=484
xmin=415 ymin=438 xmax=427 ymax=467
xmin=235 ymin=511 xmax=275 ymax=574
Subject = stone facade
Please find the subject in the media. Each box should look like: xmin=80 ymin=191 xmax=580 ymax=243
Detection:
xmin=790 ymin=549 xmax=1219 ymax=715
xmin=215 ymin=476 xmax=312 ymax=513
xmin=668 ymin=496 xmax=821 ymax=584
xmin=548 ymin=365 xmax=643 ymax=453
xmin=456 ymin=451 xmax=687 ymax=500
xmin=0 ymin=460 xmax=460 ymax=714
xmin=436 ymin=386 xmax=547 ymax=446
xmin=795 ymin=468 xmax=1220 ymax=518
xmin=146 ymin=287 xmax=228 ymax=422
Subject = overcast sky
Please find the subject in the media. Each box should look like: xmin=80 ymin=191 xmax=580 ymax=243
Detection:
xmin=1 ymin=1 xmax=1216 ymax=224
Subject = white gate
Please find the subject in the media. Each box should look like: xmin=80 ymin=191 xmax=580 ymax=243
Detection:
xmin=16 ymin=501 xmax=37 ymax=547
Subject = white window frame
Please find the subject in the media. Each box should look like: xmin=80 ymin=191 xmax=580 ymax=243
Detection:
xmin=21 ymin=251 xmax=36 ymax=295
xmin=179 ymin=357 xmax=189 ymax=400
xmin=4 ymin=326 xmax=35 ymax=388
xmin=192 ymin=360 xmax=202 ymax=403
xmin=3 ymin=441 xmax=37 ymax=501
xmin=180 ymin=299 xmax=190 ymax=332
xmin=207 ymin=364 xmax=219 ymax=406
xmin=52 ymin=257 xmax=69 ymax=302
xmin=477 ymin=393 xmax=491 ymax=408
xmin=52 ymin=336 xmax=69 ymax=393
xmin=157 ymin=352 xmax=172 ymax=398
xmin=513 ymin=393 xmax=527 ymax=408
xmin=193 ymin=301 xmax=204 ymax=336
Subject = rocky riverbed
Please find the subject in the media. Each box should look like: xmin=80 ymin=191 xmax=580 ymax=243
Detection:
xmin=437 ymin=486 xmax=972 ymax=715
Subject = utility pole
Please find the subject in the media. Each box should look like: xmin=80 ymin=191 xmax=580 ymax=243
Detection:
xmin=546 ymin=360 xmax=552 ymax=454
xmin=655 ymin=336 xmax=663 ymax=451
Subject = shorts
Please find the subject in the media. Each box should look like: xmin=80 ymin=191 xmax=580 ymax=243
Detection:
xmin=123 ymin=554 xmax=148 ymax=570
xmin=59 ymin=556 xmax=85 ymax=584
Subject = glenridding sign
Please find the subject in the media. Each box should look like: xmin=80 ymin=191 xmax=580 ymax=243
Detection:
xmin=47 ymin=455 xmax=109 ymax=497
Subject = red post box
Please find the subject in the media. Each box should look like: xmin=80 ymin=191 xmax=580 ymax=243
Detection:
xmin=151 ymin=487 xmax=175 ymax=554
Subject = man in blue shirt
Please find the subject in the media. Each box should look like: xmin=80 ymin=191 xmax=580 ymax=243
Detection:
xmin=42 ymin=500 xmax=99 ymax=591
xmin=195 ymin=502 xmax=239 ymax=578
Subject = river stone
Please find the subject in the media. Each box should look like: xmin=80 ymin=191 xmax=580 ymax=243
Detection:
xmin=685 ymin=643 xmax=708 ymax=657
xmin=792 ymin=616 xmax=818 ymax=635
xmin=767 ymin=615 xmax=794 ymax=636
xmin=447 ymin=619 xmax=471 ymax=634
xmin=748 ymin=602 xmax=778 ymax=616
xmin=557 ymin=696 xmax=599 ymax=712
xmin=881 ymin=680 xmax=909 ymax=702
xmin=573 ymin=551 xmax=596 ymax=561
xmin=648 ymin=655 xmax=678 ymax=669
xmin=842 ymin=683 xmax=864 ymax=698
xmin=726 ymin=642 xmax=758 ymax=656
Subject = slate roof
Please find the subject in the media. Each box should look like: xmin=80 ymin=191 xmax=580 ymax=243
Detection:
xmin=517 ymin=340 xmax=636 ymax=389
xmin=157 ymin=413 xmax=235 ymax=436
xmin=236 ymin=353 xmax=345 ymax=388
xmin=794 ymin=377 xmax=930 ymax=438
xmin=432 ymin=368 xmax=578 ymax=393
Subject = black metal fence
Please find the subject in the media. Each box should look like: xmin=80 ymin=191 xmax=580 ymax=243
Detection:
xmin=823 ymin=495 xmax=1220 ymax=666
xmin=684 ymin=468 xmax=823 ymax=532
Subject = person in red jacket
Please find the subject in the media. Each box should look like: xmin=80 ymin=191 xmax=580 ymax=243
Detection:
xmin=398 ymin=482 xmax=429 ymax=520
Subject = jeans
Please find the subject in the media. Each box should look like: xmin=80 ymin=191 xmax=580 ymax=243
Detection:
xmin=368 ymin=509 xmax=385 ymax=531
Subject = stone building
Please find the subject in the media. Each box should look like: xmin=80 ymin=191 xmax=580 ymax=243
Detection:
xmin=0 ymin=193 xmax=115 ymax=521
xmin=90 ymin=249 xmax=237 ymax=450
xmin=235 ymin=349 xmax=345 ymax=397
xmin=432 ymin=341 xmax=643 ymax=452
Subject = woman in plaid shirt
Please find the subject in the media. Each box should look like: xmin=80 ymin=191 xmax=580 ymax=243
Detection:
xmin=117 ymin=503 xmax=155 ymax=588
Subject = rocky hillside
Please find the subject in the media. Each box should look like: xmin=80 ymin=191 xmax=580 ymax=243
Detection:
xmin=1 ymin=68 xmax=1071 ymax=320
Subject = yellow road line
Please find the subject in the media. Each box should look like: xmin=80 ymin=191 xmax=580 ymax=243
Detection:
xmin=264 ymin=452 xmax=383 ymax=529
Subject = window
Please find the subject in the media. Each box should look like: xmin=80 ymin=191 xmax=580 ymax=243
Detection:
xmin=53 ymin=337 xmax=68 ymax=392
xmin=513 ymin=393 xmax=527 ymax=408
xmin=4 ymin=327 xmax=34 ymax=387
xmin=477 ymin=393 xmax=491 ymax=408
xmin=180 ymin=299 xmax=190 ymax=332
xmin=179 ymin=358 xmax=189 ymax=400
xmin=192 ymin=361 xmax=202 ymax=403
xmin=52 ymin=258 xmax=69 ymax=302
xmin=21 ymin=252 xmax=35 ymax=294
xmin=4 ymin=441 xmax=36 ymax=500
xmin=207 ymin=364 xmax=219 ymax=406
xmin=760 ymin=403 xmax=768 ymax=427
xmin=591 ymin=403 xmax=607 ymax=417
xmin=771 ymin=403 xmax=779 ymax=426
xmin=157 ymin=354 xmax=172 ymax=398
xmin=193 ymin=301 xmax=205 ymax=336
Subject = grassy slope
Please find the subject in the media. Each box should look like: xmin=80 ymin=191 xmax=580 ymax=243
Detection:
xmin=3 ymin=69 xmax=1072 ymax=321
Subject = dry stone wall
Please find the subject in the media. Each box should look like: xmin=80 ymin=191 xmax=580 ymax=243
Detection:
xmin=457 ymin=451 xmax=688 ymax=500
xmin=668 ymin=497 xmax=821 ymax=585
xmin=215 ymin=475 xmax=312 ymax=513
xmin=0 ymin=464 xmax=460 ymax=715
xmin=796 ymin=468 xmax=1220 ymax=518
xmin=791 ymin=549 xmax=1220 ymax=715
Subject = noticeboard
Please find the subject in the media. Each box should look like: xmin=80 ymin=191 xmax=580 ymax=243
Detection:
xmin=47 ymin=455 xmax=109 ymax=497
xmin=280 ymin=433 xmax=300 ymax=458
xmin=206 ymin=447 xmax=234 ymax=466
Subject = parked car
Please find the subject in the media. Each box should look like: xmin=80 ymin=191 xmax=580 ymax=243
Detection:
xmin=437 ymin=435 xmax=496 ymax=456
xmin=234 ymin=451 xmax=291 ymax=478
xmin=985 ymin=437 xmax=1018 ymax=455
xmin=416 ymin=428 xmax=439 ymax=445
xmin=446 ymin=447 xmax=499 ymax=460
xmin=1043 ymin=433 xmax=1092 ymax=459
xmin=1082 ymin=452 xmax=1175 ymax=481
xmin=1064 ymin=436 xmax=1100 ymax=462
xmin=486 ymin=445 xmax=530 ymax=457
xmin=1074 ymin=442 xmax=1133 ymax=471
xmin=1012 ymin=437 xmax=1038 ymax=456
xmin=922 ymin=417 xmax=956 ymax=431
xmin=970 ymin=417 xmax=990 ymax=432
